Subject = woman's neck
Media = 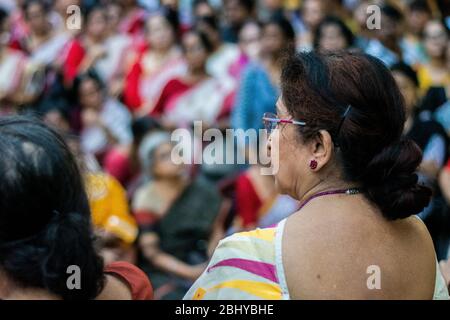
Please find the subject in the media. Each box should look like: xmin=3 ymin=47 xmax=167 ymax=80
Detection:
xmin=0 ymin=278 xmax=61 ymax=300
xmin=263 ymin=56 xmax=282 ymax=87
xmin=186 ymin=69 xmax=208 ymax=83
xmin=148 ymin=46 xmax=177 ymax=61
xmin=30 ymin=30 xmax=51 ymax=47
xmin=123 ymin=5 xmax=138 ymax=16
xmin=86 ymin=34 xmax=104 ymax=45
xmin=153 ymin=46 xmax=174 ymax=56
xmin=264 ymin=51 xmax=282 ymax=66
xmin=211 ymin=40 xmax=222 ymax=53
xmin=380 ymin=36 xmax=400 ymax=55
xmin=154 ymin=175 xmax=189 ymax=189
xmin=296 ymin=179 xmax=358 ymax=205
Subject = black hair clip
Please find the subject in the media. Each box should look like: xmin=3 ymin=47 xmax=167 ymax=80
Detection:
xmin=334 ymin=105 xmax=352 ymax=147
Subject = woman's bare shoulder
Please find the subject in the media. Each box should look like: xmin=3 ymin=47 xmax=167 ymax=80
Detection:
xmin=282 ymin=203 xmax=436 ymax=299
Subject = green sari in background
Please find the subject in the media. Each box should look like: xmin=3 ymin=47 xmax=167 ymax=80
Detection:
xmin=140 ymin=177 xmax=222 ymax=300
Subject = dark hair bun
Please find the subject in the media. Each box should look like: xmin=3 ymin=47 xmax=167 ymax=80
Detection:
xmin=361 ymin=138 xmax=432 ymax=220
xmin=0 ymin=211 xmax=104 ymax=300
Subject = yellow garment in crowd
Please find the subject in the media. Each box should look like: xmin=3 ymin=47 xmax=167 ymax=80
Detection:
xmin=86 ymin=173 xmax=138 ymax=245
xmin=417 ymin=65 xmax=450 ymax=95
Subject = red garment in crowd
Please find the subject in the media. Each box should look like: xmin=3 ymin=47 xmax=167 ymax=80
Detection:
xmin=445 ymin=159 xmax=450 ymax=171
xmin=104 ymin=261 xmax=153 ymax=300
xmin=118 ymin=9 xmax=147 ymax=36
xmin=122 ymin=43 xmax=149 ymax=110
xmin=235 ymin=173 xmax=262 ymax=228
xmin=62 ymin=38 xmax=86 ymax=85
xmin=150 ymin=78 xmax=191 ymax=116
xmin=103 ymin=148 xmax=132 ymax=186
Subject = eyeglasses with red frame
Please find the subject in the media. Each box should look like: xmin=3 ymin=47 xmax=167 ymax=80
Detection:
xmin=262 ymin=112 xmax=306 ymax=135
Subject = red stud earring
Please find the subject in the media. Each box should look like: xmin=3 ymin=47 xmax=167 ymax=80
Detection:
xmin=309 ymin=160 xmax=318 ymax=170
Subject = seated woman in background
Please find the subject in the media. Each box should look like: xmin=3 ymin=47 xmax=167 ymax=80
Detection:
xmin=123 ymin=8 xmax=186 ymax=116
xmin=419 ymin=39 xmax=450 ymax=128
xmin=417 ymin=20 xmax=449 ymax=95
xmin=0 ymin=116 xmax=152 ymax=300
xmin=20 ymin=0 xmax=71 ymax=67
xmin=195 ymin=14 xmax=240 ymax=90
xmin=62 ymin=4 xmax=132 ymax=87
xmin=228 ymin=20 xmax=262 ymax=81
xmin=75 ymin=71 xmax=133 ymax=163
xmin=151 ymin=29 xmax=233 ymax=128
xmin=231 ymin=15 xmax=296 ymax=134
xmin=294 ymin=0 xmax=326 ymax=51
xmin=20 ymin=0 xmax=72 ymax=98
xmin=132 ymin=131 xmax=224 ymax=299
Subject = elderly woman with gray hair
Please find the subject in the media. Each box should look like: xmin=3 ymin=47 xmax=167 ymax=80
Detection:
xmin=132 ymin=131 xmax=224 ymax=300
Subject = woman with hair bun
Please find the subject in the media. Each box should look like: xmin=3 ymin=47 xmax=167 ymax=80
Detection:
xmin=0 ymin=116 xmax=152 ymax=300
xmin=185 ymin=51 xmax=450 ymax=300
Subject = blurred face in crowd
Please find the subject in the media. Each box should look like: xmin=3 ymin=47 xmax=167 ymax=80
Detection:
xmin=161 ymin=0 xmax=178 ymax=10
xmin=43 ymin=109 xmax=71 ymax=133
xmin=424 ymin=21 xmax=448 ymax=60
xmin=263 ymin=0 xmax=283 ymax=11
xmin=86 ymin=9 xmax=107 ymax=41
xmin=183 ymin=32 xmax=209 ymax=72
xmin=224 ymin=0 xmax=251 ymax=26
xmin=120 ymin=0 xmax=137 ymax=8
xmin=194 ymin=2 xmax=215 ymax=20
xmin=106 ymin=3 xmax=122 ymax=33
xmin=152 ymin=142 xmax=187 ymax=179
xmin=318 ymin=23 xmax=348 ymax=51
xmin=79 ymin=78 xmax=103 ymax=110
xmin=378 ymin=14 xmax=401 ymax=43
xmin=66 ymin=136 xmax=83 ymax=163
xmin=147 ymin=14 xmax=176 ymax=51
xmin=196 ymin=19 xmax=220 ymax=48
xmin=261 ymin=23 xmax=286 ymax=57
xmin=392 ymin=71 xmax=417 ymax=117
xmin=408 ymin=8 xmax=431 ymax=36
xmin=54 ymin=0 xmax=81 ymax=16
xmin=239 ymin=22 xmax=261 ymax=60
xmin=302 ymin=0 xmax=325 ymax=30
xmin=25 ymin=2 xmax=49 ymax=35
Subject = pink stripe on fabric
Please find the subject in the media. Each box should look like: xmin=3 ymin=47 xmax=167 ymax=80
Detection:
xmin=208 ymin=258 xmax=278 ymax=283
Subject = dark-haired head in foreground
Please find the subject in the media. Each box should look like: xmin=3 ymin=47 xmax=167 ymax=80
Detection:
xmin=0 ymin=116 xmax=104 ymax=300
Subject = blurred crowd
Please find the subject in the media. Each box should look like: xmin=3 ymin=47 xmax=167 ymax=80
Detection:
xmin=0 ymin=0 xmax=450 ymax=299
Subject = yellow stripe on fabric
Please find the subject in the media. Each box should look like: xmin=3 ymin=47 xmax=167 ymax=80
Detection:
xmin=216 ymin=240 xmax=274 ymax=263
xmin=209 ymin=280 xmax=282 ymax=300
xmin=235 ymin=228 xmax=276 ymax=243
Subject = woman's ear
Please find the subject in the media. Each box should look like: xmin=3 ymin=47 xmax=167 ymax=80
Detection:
xmin=308 ymin=130 xmax=334 ymax=171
